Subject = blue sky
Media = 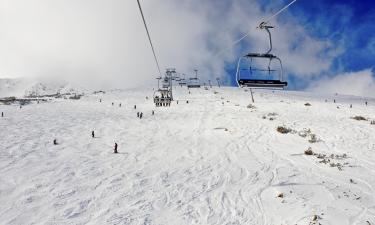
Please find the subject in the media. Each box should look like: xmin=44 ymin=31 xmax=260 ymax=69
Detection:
xmin=227 ymin=0 xmax=375 ymax=91
xmin=290 ymin=0 xmax=375 ymax=70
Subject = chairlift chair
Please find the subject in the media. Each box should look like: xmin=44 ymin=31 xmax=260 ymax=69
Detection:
xmin=187 ymin=77 xmax=201 ymax=88
xmin=153 ymin=89 xmax=172 ymax=107
xmin=178 ymin=73 xmax=187 ymax=86
xmin=187 ymin=69 xmax=201 ymax=88
xmin=162 ymin=77 xmax=170 ymax=89
xmin=236 ymin=23 xmax=287 ymax=89
xmin=179 ymin=79 xmax=187 ymax=86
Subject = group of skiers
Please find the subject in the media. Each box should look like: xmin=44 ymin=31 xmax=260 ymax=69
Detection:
xmin=325 ymin=99 xmax=369 ymax=108
xmin=111 ymin=103 xmax=122 ymax=107
xmin=51 ymin=100 xmax=155 ymax=154
xmin=53 ymin=131 xmax=119 ymax=153
xmin=91 ymin=131 xmax=119 ymax=154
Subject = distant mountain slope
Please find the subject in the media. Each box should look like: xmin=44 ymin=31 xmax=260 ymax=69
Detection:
xmin=0 ymin=78 xmax=87 ymax=97
xmin=0 ymin=78 xmax=31 ymax=97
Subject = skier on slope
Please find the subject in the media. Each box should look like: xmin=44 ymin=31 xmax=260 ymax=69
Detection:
xmin=114 ymin=143 xmax=118 ymax=154
xmin=92 ymin=131 xmax=95 ymax=138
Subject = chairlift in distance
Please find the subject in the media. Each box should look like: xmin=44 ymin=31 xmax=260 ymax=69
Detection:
xmin=187 ymin=69 xmax=201 ymax=88
xmin=177 ymin=73 xmax=187 ymax=86
xmin=153 ymin=88 xmax=172 ymax=107
xmin=162 ymin=76 xmax=170 ymax=89
xmin=153 ymin=68 xmax=176 ymax=107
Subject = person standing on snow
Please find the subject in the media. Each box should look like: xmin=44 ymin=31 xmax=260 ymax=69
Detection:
xmin=114 ymin=143 xmax=118 ymax=154
xmin=92 ymin=131 xmax=95 ymax=138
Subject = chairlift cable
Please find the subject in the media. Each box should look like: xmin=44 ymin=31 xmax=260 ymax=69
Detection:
xmin=262 ymin=0 xmax=298 ymax=26
xmin=137 ymin=0 xmax=162 ymax=77
xmin=217 ymin=0 xmax=298 ymax=56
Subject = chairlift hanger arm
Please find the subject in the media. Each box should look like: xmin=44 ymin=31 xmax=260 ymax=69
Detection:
xmin=222 ymin=0 xmax=298 ymax=53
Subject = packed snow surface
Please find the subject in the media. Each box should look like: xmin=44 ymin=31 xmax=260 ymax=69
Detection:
xmin=1 ymin=87 xmax=375 ymax=225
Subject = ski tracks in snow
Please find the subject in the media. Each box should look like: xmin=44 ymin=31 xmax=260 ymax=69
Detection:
xmin=1 ymin=88 xmax=375 ymax=224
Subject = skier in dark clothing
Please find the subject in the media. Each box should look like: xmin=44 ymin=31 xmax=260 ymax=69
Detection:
xmin=119 ymin=103 xmax=122 ymax=107
xmin=152 ymin=110 xmax=154 ymax=116
xmin=365 ymin=101 xmax=368 ymax=106
xmin=53 ymin=139 xmax=58 ymax=145
xmin=134 ymin=105 xmax=137 ymax=109
xmin=350 ymin=104 xmax=352 ymax=108
xmin=112 ymin=102 xmax=114 ymax=106
xmin=1 ymin=112 xmax=3 ymax=117
xmin=140 ymin=112 xmax=143 ymax=119
xmin=114 ymin=143 xmax=118 ymax=154
xmin=137 ymin=112 xmax=140 ymax=118
xmin=334 ymin=99 xmax=336 ymax=103
xmin=92 ymin=131 xmax=95 ymax=138
xmin=100 ymin=99 xmax=102 ymax=103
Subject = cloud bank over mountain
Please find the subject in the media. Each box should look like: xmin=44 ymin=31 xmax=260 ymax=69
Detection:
xmin=307 ymin=69 xmax=375 ymax=98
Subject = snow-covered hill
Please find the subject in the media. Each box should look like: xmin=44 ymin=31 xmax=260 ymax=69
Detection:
xmin=0 ymin=78 xmax=87 ymax=98
xmin=0 ymin=87 xmax=375 ymax=225
xmin=0 ymin=78 xmax=31 ymax=98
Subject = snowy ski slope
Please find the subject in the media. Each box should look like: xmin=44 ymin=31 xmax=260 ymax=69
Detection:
xmin=1 ymin=87 xmax=375 ymax=225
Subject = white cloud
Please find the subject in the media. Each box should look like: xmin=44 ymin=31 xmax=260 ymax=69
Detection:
xmin=0 ymin=0 xmax=340 ymax=89
xmin=306 ymin=69 xmax=375 ymax=98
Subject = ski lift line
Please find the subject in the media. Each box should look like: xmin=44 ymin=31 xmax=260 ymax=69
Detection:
xmin=216 ymin=0 xmax=298 ymax=57
xmin=137 ymin=0 xmax=162 ymax=77
xmin=262 ymin=0 xmax=298 ymax=26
